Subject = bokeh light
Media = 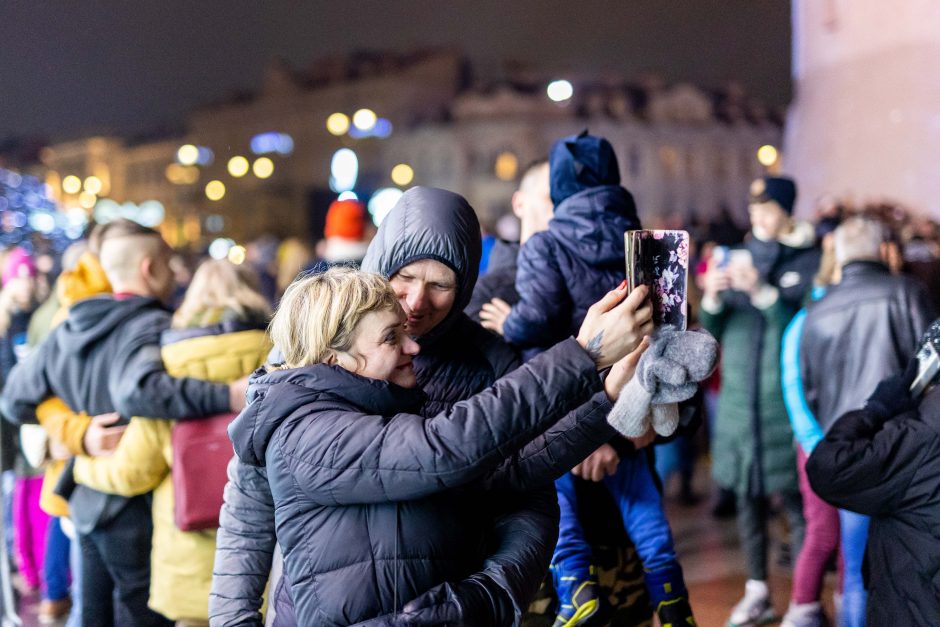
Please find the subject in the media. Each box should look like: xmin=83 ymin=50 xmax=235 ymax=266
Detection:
xmin=62 ymin=175 xmax=82 ymax=194
xmin=252 ymin=157 xmax=274 ymax=179
xmin=78 ymin=191 xmax=97 ymax=209
xmin=547 ymin=80 xmax=574 ymax=103
xmin=205 ymin=180 xmax=226 ymax=201
xmin=326 ymin=113 xmax=350 ymax=136
xmin=227 ymin=245 xmax=247 ymax=265
xmin=368 ymin=187 xmax=404 ymax=226
xmin=352 ymin=108 xmax=377 ymax=131
xmin=177 ymin=144 xmax=199 ymax=165
xmin=227 ymin=156 xmax=250 ymax=177
xmin=390 ymin=163 xmax=414 ymax=186
xmin=757 ymin=144 xmax=778 ymax=167
xmin=83 ymin=176 xmax=102 ymax=195
xmin=330 ymin=149 xmax=358 ymax=192
xmin=495 ymin=152 xmax=519 ymax=181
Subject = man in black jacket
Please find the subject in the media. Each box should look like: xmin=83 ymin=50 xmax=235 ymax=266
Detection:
xmin=1 ymin=220 xmax=247 ymax=626
xmin=807 ymin=348 xmax=940 ymax=625
xmin=798 ymin=216 xmax=934 ymax=625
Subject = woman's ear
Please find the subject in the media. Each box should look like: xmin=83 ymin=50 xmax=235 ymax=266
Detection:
xmin=324 ymin=351 xmax=338 ymax=365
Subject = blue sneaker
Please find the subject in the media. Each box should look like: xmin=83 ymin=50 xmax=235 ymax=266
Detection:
xmin=551 ymin=564 xmax=600 ymax=627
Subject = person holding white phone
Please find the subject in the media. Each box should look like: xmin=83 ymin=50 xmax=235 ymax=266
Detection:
xmin=700 ymin=176 xmax=820 ymax=627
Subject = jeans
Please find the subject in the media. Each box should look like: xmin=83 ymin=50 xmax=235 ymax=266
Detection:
xmin=839 ymin=510 xmax=868 ymax=627
xmin=78 ymin=496 xmax=170 ymax=627
xmin=792 ymin=447 xmax=840 ymax=604
xmin=554 ymin=455 xmax=683 ymax=605
xmin=44 ymin=516 xmax=71 ymax=601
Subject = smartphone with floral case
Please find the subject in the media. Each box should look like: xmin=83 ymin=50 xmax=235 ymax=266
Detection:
xmin=625 ymin=230 xmax=689 ymax=330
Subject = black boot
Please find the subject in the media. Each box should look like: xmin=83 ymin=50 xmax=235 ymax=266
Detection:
xmin=657 ymin=596 xmax=697 ymax=627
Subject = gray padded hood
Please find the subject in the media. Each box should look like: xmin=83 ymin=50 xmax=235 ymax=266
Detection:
xmin=362 ymin=186 xmax=481 ymax=344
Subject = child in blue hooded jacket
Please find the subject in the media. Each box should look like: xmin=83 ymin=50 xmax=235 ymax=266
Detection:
xmin=482 ymin=132 xmax=695 ymax=627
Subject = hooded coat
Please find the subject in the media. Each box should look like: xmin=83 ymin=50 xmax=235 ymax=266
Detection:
xmin=501 ymin=135 xmax=641 ymax=352
xmin=0 ymin=295 xmax=230 ymax=533
xmin=807 ymin=387 xmax=940 ymax=625
xmin=228 ymin=337 xmax=600 ymax=625
xmin=212 ymin=187 xmax=617 ymax=626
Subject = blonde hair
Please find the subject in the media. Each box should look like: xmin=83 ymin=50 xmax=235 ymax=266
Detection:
xmin=270 ymin=266 xmax=399 ymax=369
xmin=172 ymin=259 xmax=272 ymax=328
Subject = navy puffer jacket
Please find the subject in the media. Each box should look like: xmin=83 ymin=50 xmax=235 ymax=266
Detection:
xmin=228 ymin=337 xmax=601 ymax=625
xmin=502 ymin=185 xmax=640 ymax=351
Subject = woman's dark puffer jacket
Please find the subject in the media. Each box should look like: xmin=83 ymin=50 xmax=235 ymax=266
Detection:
xmin=228 ymin=337 xmax=600 ymax=625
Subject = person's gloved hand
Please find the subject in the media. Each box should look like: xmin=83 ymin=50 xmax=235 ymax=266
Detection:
xmin=637 ymin=328 xmax=718 ymax=403
xmin=360 ymin=574 xmax=512 ymax=626
xmin=865 ymin=357 xmax=920 ymax=419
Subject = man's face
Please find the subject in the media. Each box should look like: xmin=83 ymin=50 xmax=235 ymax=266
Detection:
xmin=388 ymin=259 xmax=457 ymax=338
xmin=513 ymin=164 xmax=553 ymax=241
xmin=748 ymin=201 xmax=789 ymax=241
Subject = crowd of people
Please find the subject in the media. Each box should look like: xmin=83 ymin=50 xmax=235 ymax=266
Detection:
xmin=0 ymin=130 xmax=938 ymax=627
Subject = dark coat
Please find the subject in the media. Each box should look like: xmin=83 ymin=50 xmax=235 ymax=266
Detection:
xmin=801 ymin=261 xmax=935 ymax=432
xmin=211 ymin=187 xmax=618 ymax=625
xmin=807 ymin=387 xmax=940 ymax=625
xmin=228 ymin=339 xmax=600 ymax=625
xmin=502 ymin=185 xmax=640 ymax=351
xmin=466 ymin=239 xmax=520 ymax=323
xmin=0 ymin=295 xmax=230 ymax=533
xmin=700 ymin=228 xmax=819 ymax=497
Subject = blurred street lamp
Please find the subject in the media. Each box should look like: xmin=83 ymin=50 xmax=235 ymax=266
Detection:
xmin=78 ymin=191 xmax=97 ymax=209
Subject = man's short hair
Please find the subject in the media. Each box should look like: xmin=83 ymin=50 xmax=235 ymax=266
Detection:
xmin=518 ymin=159 xmax=549 ymax=191
xmin=834 ymin=217 xmax=886 ymax=266
xmin=96 ymin=219 xmax=167 ymax=285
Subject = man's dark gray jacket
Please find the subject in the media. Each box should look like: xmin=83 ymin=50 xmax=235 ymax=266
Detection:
xmin=0 ymin=295 xmax=230 ymax=533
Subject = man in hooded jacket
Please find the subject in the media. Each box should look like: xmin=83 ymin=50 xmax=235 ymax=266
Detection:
xmin=210 ymin=187 xmax=626 ymax=626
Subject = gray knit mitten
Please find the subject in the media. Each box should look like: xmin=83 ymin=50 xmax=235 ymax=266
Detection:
xmin=607 ymin=328 xmax=719 ymax=438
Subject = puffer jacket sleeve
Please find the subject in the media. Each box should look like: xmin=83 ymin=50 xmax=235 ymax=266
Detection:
xmin=806 ymin=407 xmax=934 ymax=516
xmin=284 ymin=338 xmax=599 ymax=505
xmin=72 ymin=418 xmax=169 ymax=496
xmin=110 ymin=313 xmax=231 ymax=421
xmin=36 ymin=397 xmax=92 ymax=456
xmin=479 ymin=390 xmax=615 ymax=490
xmin=481 ymin=487 xmax=558 ymax=624
xmin=209 ymin=457 xmax=276 ymax=627
xmin=502 ymin=234 xmax=572 ymax=349
xmin=785 ymin=311 xmax=824 ymax=455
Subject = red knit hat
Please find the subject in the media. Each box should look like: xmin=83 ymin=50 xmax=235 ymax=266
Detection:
xmin=324 ymin=200 xmax=368 ymax=240
xmin=2 ymin=247 xmax=37 ymax=287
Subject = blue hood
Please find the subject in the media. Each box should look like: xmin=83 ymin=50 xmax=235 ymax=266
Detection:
xmin=549 ymin=185 xmax=641 ymax=267
xmin=549 ymin=131 xmax=621 ymax=206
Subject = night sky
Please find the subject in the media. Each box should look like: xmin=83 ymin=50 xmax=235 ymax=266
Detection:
xmin=0 ymin=1 xmax=791 ymax=140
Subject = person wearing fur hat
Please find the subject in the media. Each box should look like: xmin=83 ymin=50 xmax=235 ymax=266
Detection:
xmin=700 ymin=176 xmax=819 ymax=626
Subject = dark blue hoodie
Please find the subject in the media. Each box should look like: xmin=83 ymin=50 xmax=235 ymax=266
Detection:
xmin=502 ymin=132 xmax=641 ymax=351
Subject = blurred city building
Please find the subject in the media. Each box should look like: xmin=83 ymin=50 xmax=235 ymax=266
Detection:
xmin=13 ymin=49 xmax=782 ymax=248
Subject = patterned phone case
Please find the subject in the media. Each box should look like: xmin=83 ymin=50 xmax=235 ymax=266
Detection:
xmin=625 ymin=229 xmax=690 ymax=330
